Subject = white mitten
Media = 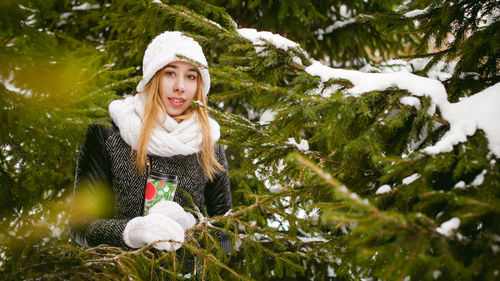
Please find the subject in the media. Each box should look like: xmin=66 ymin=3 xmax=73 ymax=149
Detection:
xmin=149 ymin=200 xmax=196 ymax=230
xmin=123 ymin=213 xmax=184 ymax=251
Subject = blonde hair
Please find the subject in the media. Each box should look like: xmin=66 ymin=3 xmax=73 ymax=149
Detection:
xmin=135 ymin=69 xmax=224 ymax=181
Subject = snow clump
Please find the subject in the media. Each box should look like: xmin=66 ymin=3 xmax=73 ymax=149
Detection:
xmin=287 ymin=138 xmax=309 ymax=152
xmin=238 ymin=28 xmax=307 ymax=65
xmin=436 ymin=217 xmax=460 ymax=237
xmin=470 ymin=170 xmax=487 ymax=187
xmin=375 ymin=184 xmax=392 ymax=194
xmin=402 ymin=173 xmax=421 ymax=185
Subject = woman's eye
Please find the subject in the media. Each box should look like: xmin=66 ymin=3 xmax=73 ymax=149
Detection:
xmin=165 ymin=71 xmax=174 ymax=77
xmin=187 ymin=74 xmax=197 ymax=80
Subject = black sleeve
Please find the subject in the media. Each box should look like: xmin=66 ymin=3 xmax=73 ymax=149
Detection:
xmin=204 ymin=145 xmax=233 ymax=255
xmin=68 ymin=123 xmax=129 ymax=248
xmin=204 ymin=145 xmax=232 ymax=217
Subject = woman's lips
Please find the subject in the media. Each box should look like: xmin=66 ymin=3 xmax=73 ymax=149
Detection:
xmin=168 ymin=97 xmax=185 ymax=107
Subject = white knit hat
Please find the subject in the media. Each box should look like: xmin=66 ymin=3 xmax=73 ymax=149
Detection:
xmin=136 ymin=31 xmax=210 ymax=95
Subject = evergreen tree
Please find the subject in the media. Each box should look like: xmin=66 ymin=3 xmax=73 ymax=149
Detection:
xmin=1 ymin=0 xmax=499 ymax=280
xmin=210 ymin=0 xmax=417 ymax=67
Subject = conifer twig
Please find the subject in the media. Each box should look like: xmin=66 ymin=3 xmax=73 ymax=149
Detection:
xmin=293 ymin=153 xmax=410 ymax=229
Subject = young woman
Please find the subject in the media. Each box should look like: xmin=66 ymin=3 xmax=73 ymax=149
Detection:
xmin=69 ymin=31 xmax=232 ymax=255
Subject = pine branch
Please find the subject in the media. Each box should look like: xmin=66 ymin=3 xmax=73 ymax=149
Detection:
xmin=193 ymin=101 xmax=264 ymax=136
xmin=291 ymin=153 xmax=443 ymax=236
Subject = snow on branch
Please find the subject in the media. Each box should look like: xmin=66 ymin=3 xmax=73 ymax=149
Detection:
xmin=403 ymin=7 xmax=431 ymax=18
xmin=436 ymin=217 xmax=460 ymax=237
xmin=236 ymin=27 xmax=500 ymax=158
xmin=72 ymin=2 xmax=100 ymax=11
xmin=315 ymin=4 xmax=357 ymax=40
xmin=306 ymin=60 xmax=500 ymax=158
xmin=422 ymin=83 xmax=500 ymax=157
xmin=306 ymin=60 xmax=448 ymax=107
xmin=287 ymin=138 xmax=309 ymax=152
xmin=238 ymin=28 xmax=302 ymax=53
xmin=375 ymin=185 xmax=392 ymax=195
xmin=237 ymin=28 xmax=308 ymax=65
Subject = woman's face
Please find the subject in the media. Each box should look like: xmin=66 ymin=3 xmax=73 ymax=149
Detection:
xmin=160 ymin=61 xmax=198 ymax=117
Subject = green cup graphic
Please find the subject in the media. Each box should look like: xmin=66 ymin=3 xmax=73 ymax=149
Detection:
xmin=143 ymin=172 xmax=178 ymax=215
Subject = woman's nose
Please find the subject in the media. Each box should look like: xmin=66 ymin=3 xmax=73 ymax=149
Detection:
xmin=174 ymin=77 xmax=185 ymax=93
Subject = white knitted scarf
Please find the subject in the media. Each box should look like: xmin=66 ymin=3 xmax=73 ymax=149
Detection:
xmin=108 ymin=94 xmax=220 ymax=157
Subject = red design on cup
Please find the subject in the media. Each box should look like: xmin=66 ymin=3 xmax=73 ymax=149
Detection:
xmin=145 ymin=182 xmax=156 ymax=200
